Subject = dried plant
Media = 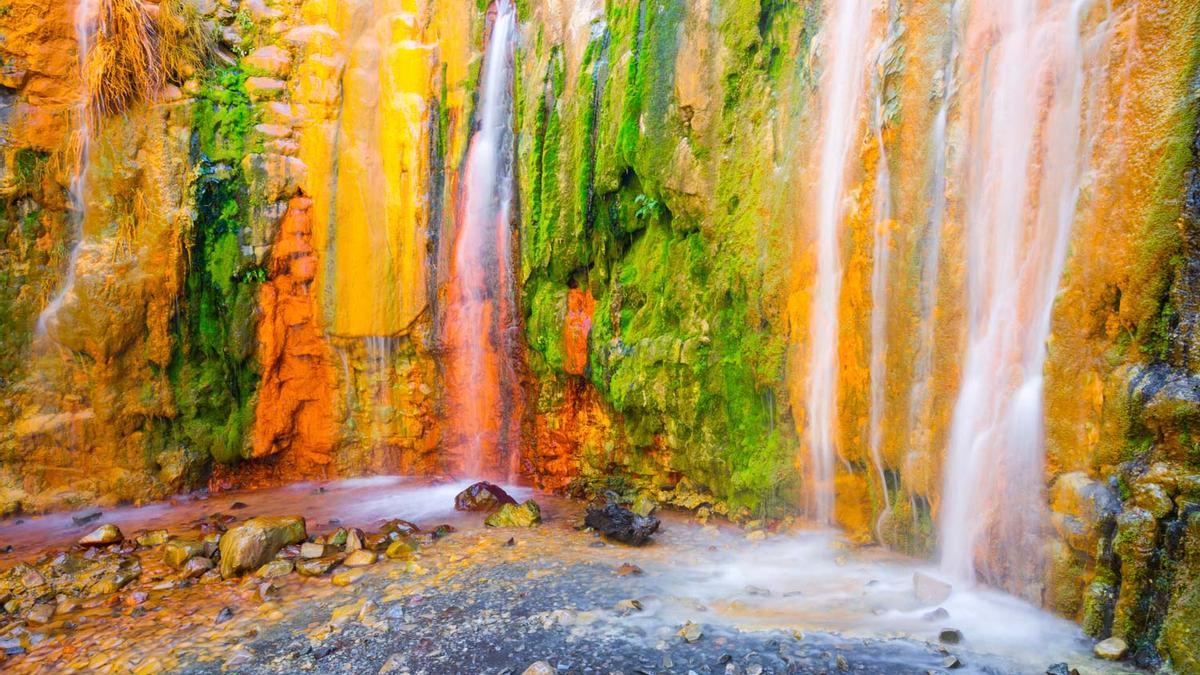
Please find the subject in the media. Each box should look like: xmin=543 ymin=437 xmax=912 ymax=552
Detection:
xmin=83 ymin=0 xmax=214 ymax=116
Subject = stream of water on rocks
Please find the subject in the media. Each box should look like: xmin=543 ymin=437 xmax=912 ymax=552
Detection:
xmin=0 ymin=478 xmax=1133 ymax=674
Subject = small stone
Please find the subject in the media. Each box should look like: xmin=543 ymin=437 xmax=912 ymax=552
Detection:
xmin=744 ymin=585 xmax=771 ymax=597
xmin=913 ymin=571 xmax=952 ymax=604
xmin=942 ymin=655 xmax=963 ymax=669
xmin=164 ymin=539 xmax=206 ymax=569
xmin=1045 ymin=664 xmax=1079 ymax=675
xmin=939 ymin=629 xmax=963 ymax=645
xmin=182 ymin=556 xmax=214 ymax=579
xmin=230 ymin=502 xmax=249 ymax=510
xmin=258 ymin=582 xmax=280 ymax=602
xmin=1093 ymin=637 xmax=1128 ymax=661
xmin=344 ymin=550 xmax=377 ymax=567
xmin=385 ymin=539 xmax=416 ymax=560
xmin=215 ymin=607 xmax=234 ymax=624
xmin=326 ymin=528 xmax=348 ymax=547
xmin=27 ymin=603 xmax=55 ymax=624
xmin=432 ymin=524 xmax=456 ymax=539
xmin=616 ymin=563 xmax=644 ymax=576
xmin=615 ymin=598 xmax=644 ymax=613
xmin=522 ymin=662 xmax=555 ymax=675
xmin=746 ymin=530 xmax=767 ymax=541
xmin=135 ymin=530 xmax=170 ymax=547
xmin=79 ymin=524 xmax=123 ymax=546
xmin=255 ymin=559 xmax=294 ymax=578
xmin=345 ymin=528 xmax=366 ymax=552
xmin=300 ymin=542 xmax=327 ymax=559
xmin=297 ymin=557 xmax=341 ymax=577
xmin=331 ymin=568 xmax=366 ymax=586
xmin=679 ymin=621 xmax=703 ymax=643
xmin=836 ymin=654 xmax=849 ymax=671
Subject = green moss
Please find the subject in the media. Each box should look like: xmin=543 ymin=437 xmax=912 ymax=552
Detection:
xmin=162 ymin=61 xmax=263 ymax=466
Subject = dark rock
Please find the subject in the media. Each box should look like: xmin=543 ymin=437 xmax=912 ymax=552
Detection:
xmin=584 ymin=502 xmax=660 ymax=546
xmin=454 ymin=482 xmax=518 ymax=512
xmin=230 ymin=502 xmax=249 ymax=510
xmin=1046 ymin=663 xmax=1079 ymax=675
xmin=216 ymin=607 xmax=234 ymax=624
xmin=72 ymin=510 xmax=103 ymax=526
xmin=942 ymin=655 xmax=963 ymax=669
xmin=432 ymin=524 xmax=456 ymax=539
xmin=938 ymin=629 xmax=963 ymax=645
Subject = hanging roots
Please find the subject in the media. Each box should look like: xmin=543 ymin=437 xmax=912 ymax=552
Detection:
xmin=83 ymin=0 xmax=214 ymax=116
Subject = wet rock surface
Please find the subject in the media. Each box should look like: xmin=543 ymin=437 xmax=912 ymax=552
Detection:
xmin=456 ymin=482 xmax=519 ymax=512
xmin=584 ymin=502 xmax=661 ymax=546
xmin=0 ymin=481 xmax=1130 ymax=674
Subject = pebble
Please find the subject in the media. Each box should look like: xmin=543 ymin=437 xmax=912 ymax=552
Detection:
xmin=344 ymin=550 xmax=377 ymax=567
xmin=679 ymin=621 xmax=703 ymax=643
xmin=332 ymin=568 xmax=366 ymax=586
xmin=522 ymin=662 xmax=555 ymax=675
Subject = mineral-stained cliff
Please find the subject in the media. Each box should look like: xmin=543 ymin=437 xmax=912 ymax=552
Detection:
xmin=1 ymin=0 xmax=1199 ymax=668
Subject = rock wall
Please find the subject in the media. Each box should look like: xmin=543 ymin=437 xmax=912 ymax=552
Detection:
xmin=0 ymin=0 xmax=1199 ymax=669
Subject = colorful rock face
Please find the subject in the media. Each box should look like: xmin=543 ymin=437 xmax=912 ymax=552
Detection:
xmin=1 ymin=0 xmax=1199 ymax=668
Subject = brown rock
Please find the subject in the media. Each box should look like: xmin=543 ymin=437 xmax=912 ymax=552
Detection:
xmin=218 ymin=516 xmax=307 ymax=578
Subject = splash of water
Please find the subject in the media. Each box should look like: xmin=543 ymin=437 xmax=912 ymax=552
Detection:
xmin=804 ymin=0 xmax=877 ymax=525
xmin=938 ymin=0 xmax=1112 ymax=590
xmin=36 ymin=0 xmax=99 ymax=338
xmin=443 ymin=0 xmax=521 ymax=480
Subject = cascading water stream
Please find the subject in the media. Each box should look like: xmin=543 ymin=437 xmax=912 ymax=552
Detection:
xmin=938 ymin=0 xmax=1111 ymax=590
xmin=443 ymin=0 xmax=520 ymax=480
xmin=866 ymin=76 xmax=893 ymax=539
xmin=36 ymin=0 xmax=98 ymax=338
xmin=904 ymin=0 xmax=959 ymax=499
xmin=804 ymin=0 xmax=877 ymax=525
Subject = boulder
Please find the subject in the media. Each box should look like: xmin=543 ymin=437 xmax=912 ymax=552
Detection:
xmin=455 ymin=482 xmax=518 ymax=512
xmin=1093 ymin=637 xmax=1128 ymax=661
xmin=485 ymin=501 xmax=542 ymax=528
xmin=584 ymin=503 xmax=660 ymax=545
xmin=218 ymin=516 xmax=306 ymax=578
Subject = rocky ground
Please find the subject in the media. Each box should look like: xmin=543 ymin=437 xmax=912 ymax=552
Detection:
xmin=0 ymin=481 xmax=1132 ymax=674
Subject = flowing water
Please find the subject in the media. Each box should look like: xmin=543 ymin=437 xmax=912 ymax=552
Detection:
xmin=35 ymin=0 xmax=98 ymax=338
xmin=443 ymin=0 xmax=521 ymax=480
xmin=804 ymin=0 xmax=878 ymax=525
xmin=938 ymin=0 xmax=1114 ymax=590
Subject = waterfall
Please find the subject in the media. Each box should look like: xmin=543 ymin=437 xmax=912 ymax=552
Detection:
xmin=36 ymin=0 xmax=99 ymax=337
xmin=443 ymin=0 xmax=521 ymax=479
xmin=867 ymin=72 xmax=893 ymax=539
xmin=938 ymin=0 xmax=1109 ymax=590
xmin=805 ymin=0 xmax=877 ymax=525
xmin=904 ymin=0 xmax=959 ymax=506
